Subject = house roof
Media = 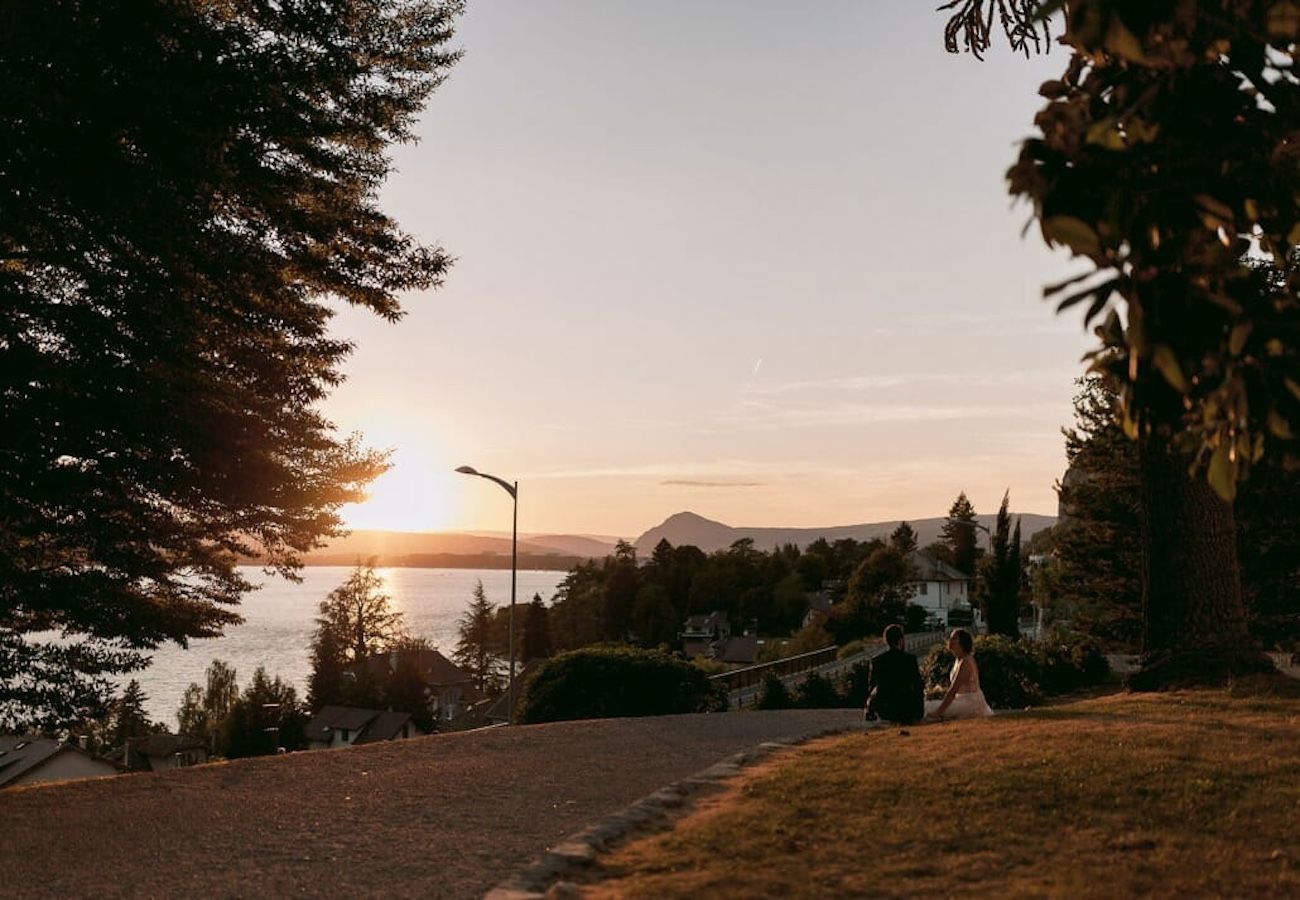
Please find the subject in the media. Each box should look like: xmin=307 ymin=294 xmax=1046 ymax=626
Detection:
xmin=305 ymin=706 xmax=384 ymax=743
xmin=354 ymin=648 xmax=475 ymax=687
xmin=0 ymin=736 xmax=67 ymax=787
xmin=804 ymin=592 xmax=833 ymax=614
xmin=908 ymin=551 xmax=970 ymax=582
xmin=353 ymin=711 xmax=413 ymax=744
xmin=716 ymin=636 xmax=759 ymax=665
xmin=129 ymin=733 xmax=207 ymax=758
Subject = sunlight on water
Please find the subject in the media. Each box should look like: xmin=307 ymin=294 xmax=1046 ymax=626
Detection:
xmin=124 ymin=566 xmax=566 ymax=723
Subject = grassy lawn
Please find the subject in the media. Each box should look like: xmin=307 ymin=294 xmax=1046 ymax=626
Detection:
xmin=581 ymin=679 xmax=1300 ymax=898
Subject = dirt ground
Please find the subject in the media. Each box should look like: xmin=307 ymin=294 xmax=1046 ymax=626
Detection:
xmin=0 ymin=709 xmax=859 ymax=899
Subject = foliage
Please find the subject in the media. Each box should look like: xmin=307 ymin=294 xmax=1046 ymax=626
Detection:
xmin=522 ymin=594 xmax=553 ymax=662
xmin=941 ymin=493 xmax=981 ymax=577
xmin=905 ymin=604 xmax=930 ymax=633
xmin=920 ymin=632 xmax=1110 ymax=709
xmin=981 ymin=491 xmax=1023 ymax=637
xmin=840 ymin=661 xmax=873 ymax=708
xmin=221 ymin=667 xmax=307 ymax=758
xmin=836 ymin=640 xmax=867 ymax=660
xmin=112 ymin=680 xmax=162 ymax=747
xmin=0 ymin=1 xmax=461 ymax=730
xmin=794 ymin=672 xmax=844 ymax=709
xmin=827 ymin=547 xmax=915 ymax=643
xmin=517 ymin=646 xmax=727 ymax=724
xmin=889 ymin=521 xmax=919 ymax=555
xmin=755 ymin=672 xmax=794 ymax=710
xmin=308 ymin=562 xmax=406 ymax=708
xmin=454 ymin=580 xmax=503 ymax=695
xmin=176 ymin=659 xmax=239 ymax=752
xmin=1008 ymin=3 xmax=1300 ymax=498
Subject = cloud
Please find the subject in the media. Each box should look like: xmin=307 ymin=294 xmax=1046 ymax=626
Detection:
xmin=661 ymin=479 xmax=765 ymax=488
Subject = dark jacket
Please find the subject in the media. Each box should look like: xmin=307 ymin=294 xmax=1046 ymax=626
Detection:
xmin=866 ymin=647 xmax=924 ymax=724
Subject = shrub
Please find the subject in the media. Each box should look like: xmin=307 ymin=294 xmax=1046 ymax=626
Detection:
xmin=755 ymin=671 xmax=793 ymax=710
xmin=836 ymin=639 xmax=866 ymax=660
xmin=518 ymin=647 xmax=727 ymax=724
xmin=794 ymin=672 xmax=843 ymax=709
xmin=905 ymin=604 xmax=929 ymax=632
xmin=840 ymin=660 xmax=872 ymax=707
xmin=920 ymin=632 xmax=1112 ymax=710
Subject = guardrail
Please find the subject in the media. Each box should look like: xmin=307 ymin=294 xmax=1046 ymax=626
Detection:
xmin=708 ymin=644 xmax=844 ymax=694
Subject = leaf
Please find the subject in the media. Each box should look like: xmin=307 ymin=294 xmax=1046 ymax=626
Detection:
xmin=1085 ymin=117 xmax=1127 ymax=150
xmin=1042 ymin=216 xmax=1101 ymax=256
xmin=1152 ymin=345 xmax=1189 ymax=393
xmin=1042 ymin=269 xmax=1096 ymax=298
xmin=1268 ymin=1 xmax=1300 ymax=39
xmin=1267 ymin=410 xmax=1295 ymax=440
xmin=1286 ymin=377 xmax=1300 ymax=400
xmin=1207 ymin=442 xmax=1238 ymax=503
xmin=1105 ymin=17 xmax=1147 ymax=64
xmin=1229 ymin=323 xmax=1253 ymax=356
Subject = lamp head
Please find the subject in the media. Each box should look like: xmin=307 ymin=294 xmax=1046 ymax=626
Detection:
xmin=455 ymin=465 xmax=478 ymax=475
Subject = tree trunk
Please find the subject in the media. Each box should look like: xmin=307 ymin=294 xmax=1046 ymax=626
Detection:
xmin=1129 ymin=434 xmax=1272 ymax=689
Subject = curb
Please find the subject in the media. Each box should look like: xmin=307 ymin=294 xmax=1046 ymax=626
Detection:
xmin=483 ymin=721 xmax=867 ymax=899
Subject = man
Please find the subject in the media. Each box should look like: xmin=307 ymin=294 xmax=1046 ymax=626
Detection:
xmin=865 ymin=624 xmax=924 ymax=725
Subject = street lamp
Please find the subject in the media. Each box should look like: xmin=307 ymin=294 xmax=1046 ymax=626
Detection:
xmin=455 ymin=465 xmax=518 ymax=725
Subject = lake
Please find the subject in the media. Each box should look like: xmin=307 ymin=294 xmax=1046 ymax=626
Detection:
xmin=127 ymin=567 xmax=568 ymax=723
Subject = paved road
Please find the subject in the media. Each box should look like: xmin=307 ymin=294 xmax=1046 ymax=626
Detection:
xmin=0 ymin=709 xmax=862 ymax=899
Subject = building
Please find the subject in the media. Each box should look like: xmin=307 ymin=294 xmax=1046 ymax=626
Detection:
xmin=304 ymin=706 xmax=424 ymax=751
xmin=0 ymin=736 xmax=118 ymax=789
xmin=801 ymin=591 xmax=834 ymax=629
xmin=680 ymin=611 xmax=730 ymax=658
xmin=111 ymin=733 xmax=210 ymax=772
xmin=904 ymin=551 xmax=976 ymax=628
xmin=352 ymin=648 xmax=482 ymax=723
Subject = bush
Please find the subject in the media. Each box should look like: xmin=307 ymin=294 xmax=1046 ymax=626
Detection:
xmin=840 ymin=661 xmax=872 ymax=707
xmin=755 ymin=671 xmax=793 ymax=710
xmin=920 ymin=632 xmax=1110 ymax=710
xmin=794 ymin=672 xmax=844 ymax=709
xmin=836 ymin=639 xmax=866 ymax=660
xmin=518 ymin=647 xmax=728 ymax=724
xmin=905 ymin=604 xmax=929 ymax=632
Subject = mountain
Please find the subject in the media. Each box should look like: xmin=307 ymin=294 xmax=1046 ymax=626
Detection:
xmin=634 ymin=511 xmax=1056 ymax=555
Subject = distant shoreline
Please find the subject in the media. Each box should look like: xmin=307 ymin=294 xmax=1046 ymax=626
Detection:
xmin=288 ymin=553 xmax=587 ymax=572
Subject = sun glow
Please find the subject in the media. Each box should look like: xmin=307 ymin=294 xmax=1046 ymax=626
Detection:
xmin=341 ymin=451 xmax=463 ymax=533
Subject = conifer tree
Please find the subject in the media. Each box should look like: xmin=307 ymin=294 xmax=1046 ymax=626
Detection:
xmin=889 ymin=521 xmax=919 ymax=555
xmin=454 ymin=581 xmax=502 ymax=695
xmin=940 ymin=493 xmax=980 ymax=577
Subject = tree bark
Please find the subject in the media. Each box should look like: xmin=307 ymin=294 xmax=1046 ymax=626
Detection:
xmin=1129 ymin=434 xmax=1272 ymax=689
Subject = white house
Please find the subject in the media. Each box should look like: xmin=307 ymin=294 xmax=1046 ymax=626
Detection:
xmin=0 ymin=736 xmax=118 ymax=789
xmin=304 ymin=706 xmax=424 ymax=751
xmin=111 ymin=733 xmax=210 ymax=772
xmin=905 ymin=551 xmax=977 ymax=627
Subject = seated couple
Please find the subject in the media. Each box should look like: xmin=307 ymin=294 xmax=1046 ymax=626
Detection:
xmin=865 ymin=625 xmax=993 ymax=725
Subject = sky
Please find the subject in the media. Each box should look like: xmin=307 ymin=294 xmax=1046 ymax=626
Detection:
xmin=326 ymin=1 xmax=1092 ymax=539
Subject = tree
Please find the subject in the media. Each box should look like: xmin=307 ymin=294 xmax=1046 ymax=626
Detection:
xmin=453 ymin=580 xmax=502 ymax=695
xmin=222 ymin=667 xmax=306 ymax=758
xmin=995 ymin=2 xmax=1293 ymax=684
xmin=941 ymin=493 xmax=980 ymax=577
xmin=889 ymin=521 xmax=919 ymax=555
xmin=176 ymin=659 xmax=240 ymax=752
xmin=0 ymin=2 xmax=462 ymax=730
xmin=316 ymin=562 xmax=406 ymax=665
xmin=112 ymin=680 xmax=158 ymax=747
xmin=522 ymin=594 xmax=552 ymax=662
xmin=631 ymin=584 xmax=679 ymax=648
xmin=981 ymin=491 xmax=1022 ymax=638
xmin=829 ymin=547 xmax=915 ymax=644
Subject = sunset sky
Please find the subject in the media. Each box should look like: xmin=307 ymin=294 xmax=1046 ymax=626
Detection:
xmin=326 ymin=1 xmax=1090 ymax=538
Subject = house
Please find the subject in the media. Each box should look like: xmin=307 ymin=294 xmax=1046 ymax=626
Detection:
xmin=904 ymin=551 xmax=977 ymax=628
xmin=714 ymin=635 xmax=759 ymax=665
xmin=352 ymin=648 xmax=482 ymax=723
xmin=680 ymin=611 xmax=730 ymax=658
xmin=110 ymin=733 xmax=209 ymax=772
xmin=304 ymin=706 xmax=424 ymax=751
xmin=0 ymin=736 xmax=117 ymax=789
xmin=801 ymin=591 xmax=834 ymax=629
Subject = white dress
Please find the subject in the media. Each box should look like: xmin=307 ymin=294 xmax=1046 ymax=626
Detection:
xmin=925 ymin=657 xmax=994 ymax=719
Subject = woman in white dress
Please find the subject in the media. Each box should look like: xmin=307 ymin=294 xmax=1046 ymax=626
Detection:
xmin=925 ymin=628 xmax=994 ymax=720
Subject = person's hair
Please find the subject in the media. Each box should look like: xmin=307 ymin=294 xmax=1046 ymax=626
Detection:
xmin=883 ymin=624 xmax=904 ymax=649
xmin=951 ymin=628 xmax=974 ymax=654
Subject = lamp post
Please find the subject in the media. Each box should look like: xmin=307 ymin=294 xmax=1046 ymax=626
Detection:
xmin=456 ymin=465 xmax=518 ymax=724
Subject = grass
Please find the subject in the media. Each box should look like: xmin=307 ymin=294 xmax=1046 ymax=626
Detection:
xmin=580 ymin=678 xmax=1300 ymax=898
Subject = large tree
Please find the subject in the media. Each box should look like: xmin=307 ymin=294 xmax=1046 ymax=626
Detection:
xmin=0 ymin=1 xmax=462 ymax=730
xmin=941 ymin=493 xmax=981 ymax=577
xmin=981 ymin=491 xmax=1022 ymax=638
xmin=308 ymin=561 xmax=406 ymax=707
xmin=945 ymin=1 xmax=1295 ymax=684
xmin=453 ymin=580 xmax=502 ymax=695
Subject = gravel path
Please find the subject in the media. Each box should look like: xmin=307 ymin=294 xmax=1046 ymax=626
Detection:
xmin=0 ymin=709 xmax=860 ymax=899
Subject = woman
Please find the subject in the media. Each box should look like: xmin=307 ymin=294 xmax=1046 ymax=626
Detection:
xmin=925 ymin=628 xmax=993 ymax=720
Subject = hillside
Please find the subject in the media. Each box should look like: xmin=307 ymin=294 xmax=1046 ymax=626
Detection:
xmin=634 ymin=510 xmax=1056 ymax=554
xmin=297 ymin=529 xmax=618 ymax=566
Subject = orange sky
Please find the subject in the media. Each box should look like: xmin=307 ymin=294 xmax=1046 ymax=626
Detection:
xmin=326 ymin=2 xmax=1090 ymax=538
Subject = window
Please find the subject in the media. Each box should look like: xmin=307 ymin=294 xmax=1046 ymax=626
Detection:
xmin=918 ymin=583 xmax=928 ymax=596
xmin=339 ymin=729 xmax=348 ymax=742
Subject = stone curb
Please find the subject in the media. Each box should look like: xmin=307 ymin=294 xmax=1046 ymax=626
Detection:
xmin=483 ymin=722 xmax=867 ymax=900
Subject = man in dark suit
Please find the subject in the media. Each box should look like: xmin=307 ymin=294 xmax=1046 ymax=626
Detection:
xmin=865 ymin=624 xmax=924 ymax=725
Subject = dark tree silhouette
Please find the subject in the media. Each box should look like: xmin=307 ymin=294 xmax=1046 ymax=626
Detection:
xmin=0 ymin=1 xmax=462 ymax=729
xmin=981 ymin=492 xmax=1021 ymax=638
xmin=941 ymin=493 xmax=980 ymax=577
xmin=889 ymin=521 xmax=919 ymax=555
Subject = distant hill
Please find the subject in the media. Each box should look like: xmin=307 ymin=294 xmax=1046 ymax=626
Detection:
xmin=634 ymin=511 xmax=1056 ymax=555
xmin=298 ymin=530 xmax=617 ymax=566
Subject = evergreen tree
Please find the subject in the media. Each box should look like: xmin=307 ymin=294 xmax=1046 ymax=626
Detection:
xmin=941 ymin=493 xmax=980 ymax=577
xmin=222 ymin=667 xmax=306 ymax=758
xmin=0 ymin=1 xmax=462 ymax=731
xmin=313 ymin=561 xmax=406 ymax=666
xmin=981 ymin=491 xmax=1020 ymax=638
xmin=889 ymin=521 xmax=919 ymax=555
xmin=112 ymin=680 xmax=155 ymax=747
xmin=453 ymin=581 xmax=502 ymax=695
xmin=522 ymin=594 xmax=552 ymax=662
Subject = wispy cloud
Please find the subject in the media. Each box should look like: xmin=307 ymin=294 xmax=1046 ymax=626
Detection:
xmin=750 ymin=368 xmax=1075 ymax=397
xmin=661 ymin=479 xmax=765 ymax=488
